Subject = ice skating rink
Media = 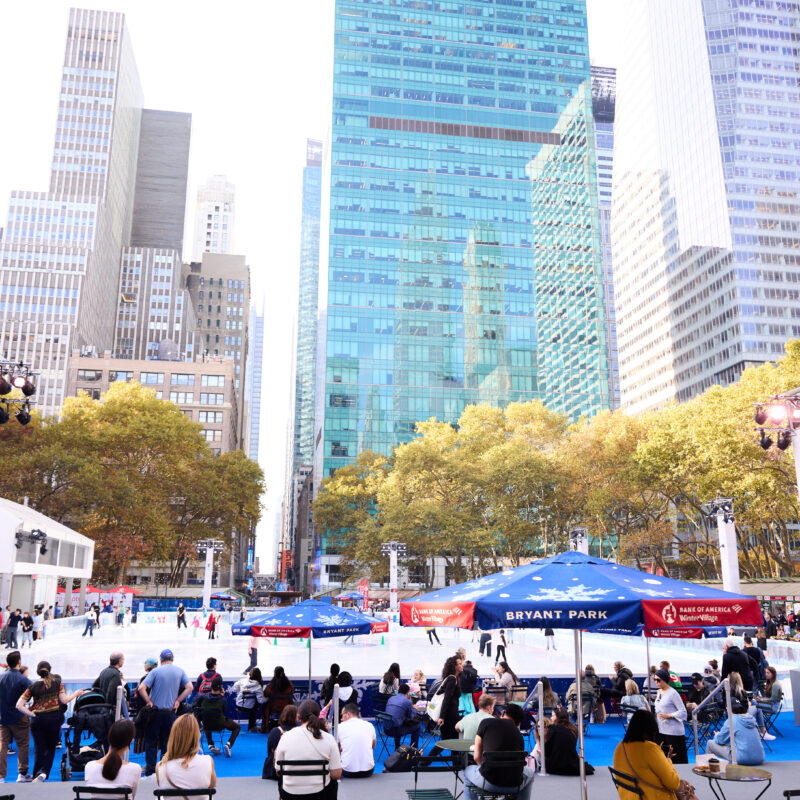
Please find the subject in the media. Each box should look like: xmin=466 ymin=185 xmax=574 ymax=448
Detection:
xmin=21 ymin=618 xmax=799 ymax=692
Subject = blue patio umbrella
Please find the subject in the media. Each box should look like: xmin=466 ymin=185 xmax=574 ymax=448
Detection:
xmin=401 ymin=551 xmax=763 ymax=798
xmin=232 ymin=599 xmax=387 ymax=692
xmin=336 ymin=591 xmax=364 ymax=601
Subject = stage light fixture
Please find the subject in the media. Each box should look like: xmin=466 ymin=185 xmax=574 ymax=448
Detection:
xmin=15 ymin=405 xmax=31 ymax=426
xmin=767 ymin=404 xmax=787 ymax=424
xmin=20 ymin=379 xmax=35 ymax=397
xmin=0 ymin=375 xmax=10 ymax=395
xmin=777 ymin=430 xmax=793 ymax=451
xmin=754 ymin=406 xmax=768 ymax=425
xmin=0 ymin=406 xmax=8 ymax=425
xmin=759 ymin=429 xmax=773 ymax=450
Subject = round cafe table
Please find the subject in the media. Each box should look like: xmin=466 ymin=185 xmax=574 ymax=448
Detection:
xmin=692 ymin=765 xmax=772 ymax=800
xmin=433 ymin=738 xmax=475 ymax=798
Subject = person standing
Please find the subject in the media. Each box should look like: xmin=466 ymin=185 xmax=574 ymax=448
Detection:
xmin=137 ymin=649 xmax=193 ymax=777
xmin=206 ymin=611 xmax=217 ymax=640
xmin=426 ymin=627 xmax=441 ymax=645
xmin=176 ymin=603 xmax=187 ymax=630
xmin=721 ymin=639 xmax=755 ymax=692
xmin=82 ymin=605 xmax=96 ymax=637
xmin=5 ymin=610 xmax=21 ymax=650
xmin=494 ymin=630 xmax=508 ymax=664
xmin=478 ymin=630 xmax=492 ymax=660
xmin=653 ymin=668 xmax=687 ymax=764
xmin=436 ymin=656 xmax=463 ymax=739
xmin=0 ymin=650 xmax=32 ymax=783
xmin=94 ymin=652 xmax=127 ymax=716
xmin=32 ymin=610 xmax=44 ymax=643
xmin=544 ymin=627 xmax=556 ymax=650
xmin=244 ymin=634 xmax=259 ymax=674
xmin=19 ymin=613 xmax=33 ymax=648
xmin=16 ymin=660 xmax=86 ymax=782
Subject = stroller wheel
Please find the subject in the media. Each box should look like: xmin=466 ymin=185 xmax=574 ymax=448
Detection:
xmin=61 ymin=754 xmax=71 ymax=781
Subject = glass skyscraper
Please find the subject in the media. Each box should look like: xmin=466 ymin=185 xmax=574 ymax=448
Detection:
xmin=315 ymin=0 xmax=609 ymax=483
xmin=612 ymin=0 xmax=800 ymax=414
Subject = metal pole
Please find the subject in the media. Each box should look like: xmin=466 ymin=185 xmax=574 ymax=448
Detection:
xmin=202 ymin=546 xmax=214 ymax=610
xmin=724 ymin=677 xmax=737 ymax=765
xmin=115 ymin=684 xmax=123 ymax=721
xmin=389 ymin=546 xmax=398 ymax=612
xmin=537 ymin=680 xmax=547 ymax=776
xmin=333 ymin=683 xmax=340 ymax=740
xmin=308 ymin=631 xmax=313 ymax=696
xmin=574 ymin=629 xmax=587 ymax=800
xmin=645 ymin=636 xmax=652 ymax=707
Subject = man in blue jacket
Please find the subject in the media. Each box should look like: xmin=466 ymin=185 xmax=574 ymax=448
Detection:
xmin=706 ymin=704 xmax=764 ymax=765
xmin=385 ymin=684 xmax=421 ymax=749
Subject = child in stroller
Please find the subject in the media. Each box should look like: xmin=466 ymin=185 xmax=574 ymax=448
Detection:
xmin=60 ymin=688 xmax=116 ymax=780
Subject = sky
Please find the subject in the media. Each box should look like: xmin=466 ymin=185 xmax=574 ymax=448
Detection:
xmin=0 ymin=0 xmax=621 ymax=572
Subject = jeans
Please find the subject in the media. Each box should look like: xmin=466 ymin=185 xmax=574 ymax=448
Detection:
xmin=177 ymin=615 xmax=187 ymax=629
xmin=748 ymin=703 xmax=765 ymax=729
xmin=387 ymin=719 xmax=421 ymax=749
xmin=706 ymin=740 xmax=731 ymax=761
xmin=0 ymin=718 xmax=30 ymax=778
xmin=463 ymin=764 xmax=534 ymax=800
xmin=245 ymin=648 xmax=258 ymax=672
xmin=495 ymin=645 xmax=506 ymax=663
xmin=204 ymin=718 xmax=241 ymax=748
xmin=427 ymin=629 xmax=441 ymax=645
xmin=82 ymin=619 xmax=94 ymax=636
xmin=30 ymin=711 xmax=61 ymax=779
xmin=5 ymin=628 xmax=18 ymax=649
xmin=479 ymin=634 xmax=491 ymax=658
xmin=20 ymin=630 xmax=32 ymax=647
xmin=144 ymin=709 xmax=176 ymax=775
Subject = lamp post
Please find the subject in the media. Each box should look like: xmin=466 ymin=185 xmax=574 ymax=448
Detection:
xmin=196 ymin=539 xmax=224 ymax=610
xmin=380 ymin=541 xmax=406 ymax=612
xmin=703 ymin=499 xmax=739 ymax=594
xmin=754 ymin=389 xmax=800 ymax=502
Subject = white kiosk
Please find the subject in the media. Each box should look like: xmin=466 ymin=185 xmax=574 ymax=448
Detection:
xmin=0 ymin=497 xmax=94 ymax=613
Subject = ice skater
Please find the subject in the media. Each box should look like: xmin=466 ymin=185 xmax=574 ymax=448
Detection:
xmin=243 ymin=634 xmax=259 ymax=673
xmin=545 ymin=627 xmax=556 ymax=649
xmin=426 ymin=626 xmax=441 ymax=645
xmin=176 ymin=603 xmax=187 ymax=629
xmin=494 ymin=629 xmax=507 ymax=664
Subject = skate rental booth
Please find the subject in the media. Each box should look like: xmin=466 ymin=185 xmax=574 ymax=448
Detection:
xmin=0 ymin=496 xmax=94 ymax=612
xmin=400 ymin=551 xmax=764 ymax=800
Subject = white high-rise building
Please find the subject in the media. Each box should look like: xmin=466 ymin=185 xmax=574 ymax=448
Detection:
xmin=612 ymin=0 xmax=800 ymax=415
xmin=192 ymin=175 xmax=235 ymax=261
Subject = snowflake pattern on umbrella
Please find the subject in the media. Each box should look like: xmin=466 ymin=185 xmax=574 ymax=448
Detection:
xmin=525 ymin=584 xmax=614 ymax=602
xmin=315 ymin=611 xmax=357 ymax=627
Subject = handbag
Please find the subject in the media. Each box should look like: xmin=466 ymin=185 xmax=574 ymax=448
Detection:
xmin=622 ymin=744 xmax=698 ymax=800
xmin=426 ymin=675 xmax=451 ymax=721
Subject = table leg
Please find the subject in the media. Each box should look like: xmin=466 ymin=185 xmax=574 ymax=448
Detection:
xmin=753 ymin=780 xmax=771 ymax=800
xmin=704 ymin=776 xmax=725 ymax=800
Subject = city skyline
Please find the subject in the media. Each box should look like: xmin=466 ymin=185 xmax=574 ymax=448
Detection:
xmin=0 ymin=0 xmax=626 ymax=571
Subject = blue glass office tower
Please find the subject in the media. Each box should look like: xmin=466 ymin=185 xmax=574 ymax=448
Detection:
xmin=316 ymin=0 xmax=609 ymax=481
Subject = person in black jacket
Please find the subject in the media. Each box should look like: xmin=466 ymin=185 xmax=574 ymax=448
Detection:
xmin=93 ymin=651 xmax=126 ymax=711
xmin=721 ymin=640 xmax=754 ymax=691
xmin=537 ymin=708 xmax=594 ymax=776
xmin=435 ymin=656 xmax=462 ymax=739
xmin=602 ymin=662 xmax=633 ymax=699
xmin=743 ymin=636 xmax=766 ymax=681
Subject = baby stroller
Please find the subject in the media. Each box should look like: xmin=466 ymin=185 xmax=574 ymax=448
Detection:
xmin=60 ymin=689 xmax=115 ymax=780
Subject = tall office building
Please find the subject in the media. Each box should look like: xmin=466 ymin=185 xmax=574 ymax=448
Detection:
xmin=191 ymin=175 xmax=235 ymax=261
xmin=612 ymin=0 xmax=800 ymax=415
xmin=591 ymin=66 xmax=620 ymax=410
xmin=0 ymin=9 xmax=144 ymax=415
xmin=315 ymin=0 xmax=608 ymax=487
xmin=245 ymin=303 xmax=264 ymax=462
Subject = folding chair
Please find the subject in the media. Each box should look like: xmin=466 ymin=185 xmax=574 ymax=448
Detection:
xmin=484 ymin=686 xmax=507 ymax=712
xmin=74 ymin=789 xmax=133 ymax=800
xmin=609 ymin=766 xmax=644 ymax=798
xmin=471 ymin=751 xmax=527 ymax=800
xmin=783 ymin=792 xmax=800 ymax=798
xmin=276 ymin=759 xmax=330 ymax=800
xmin=759 ymin=699 xmax=784 ymax=739
xmin=154 ymin=790 xmax=216 ymax=800
xmin=508 ymin=684 xmax=528 ymax=704
xmin=374 ymin=710 xmax=396 ymax=758
xmin=406 ymin=750 xmax=460 ymax=800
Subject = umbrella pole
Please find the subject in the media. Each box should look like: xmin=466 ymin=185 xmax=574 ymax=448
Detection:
xmin=645 ymin=635 xmax=652 ymax=709
xmin=308 ymin=631 xmax=313 ymax=696
xmin=574 ymin=629 xmax=587 ymax=800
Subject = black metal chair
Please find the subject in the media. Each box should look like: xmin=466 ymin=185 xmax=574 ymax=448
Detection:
xmin=374 ymin=710 xmax=396 ymax=758
xmin=406 ymin=750 xmax=460 ymax=800
xmin=609 ymin=766 xmax=644 ymax=798
xmin=758 ymin=698 xmax=784 ymax=739
xmin=74 ymin=789 xmax=132 ymax=800
xmin=0 ymin=794 xmax=15 ymax=800
xmin=783 ymin=792 xmax=800 ymax=798
xmin=154 ymin=790 xmax=216 ymax=800
xmin=276 ymin=759 xmax=330 ymax=800
xmin=470 ymin=751 xmax=528 ymax=800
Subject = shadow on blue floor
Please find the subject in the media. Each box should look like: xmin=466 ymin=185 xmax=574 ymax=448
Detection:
xmin=11 ymin=712 xmax=797 ymax=782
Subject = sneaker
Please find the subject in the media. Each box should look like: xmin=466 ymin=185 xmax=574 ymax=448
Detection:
xmin=209 ymin=746 xmax=221 ymax=755
xmin=17 ymin=774 xmax=33 ymax=783
xmin=224 ymin=743 xmax=231 ymax=758
xmin=32 ymin=774 xmax=46 ymax=782
xmin=763 ymin=732 xmax=776 ymax=741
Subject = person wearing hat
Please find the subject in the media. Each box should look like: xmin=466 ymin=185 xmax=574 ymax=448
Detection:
xmin=137 ymin=649 xmax=193 ymax=776
xmin=653 ymin=668 xmax=687 ymax=763
xmin=702 ymin=666 xmax=719 ymax=693
xmin=685 ymin=673 xmax=710 ymax=720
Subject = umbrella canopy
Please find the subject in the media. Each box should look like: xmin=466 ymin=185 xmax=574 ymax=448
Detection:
xmin=112 ymin=585 xmax=143 ymax=595
xmin=399 ymin=551 xmax=763 ymax=632
xmin=337 ymin=591 xmax=363 ymax=601
xmin=232 ymin=598 xmax=387 ymax=638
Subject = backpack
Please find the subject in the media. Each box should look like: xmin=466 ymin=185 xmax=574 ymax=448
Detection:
xmin=383 ymin=744 xmax=421 ymax=773
xmin=198 ymin=670 xmax=219 ymax=695
xmin=460 ymin=663 xmax=478 ymax=694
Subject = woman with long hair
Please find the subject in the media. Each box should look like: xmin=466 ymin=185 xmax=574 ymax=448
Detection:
xmin=263 ymin=665 xmax=295 ymax=732
xmin=493 ymin=661 xmax=519 ymax=704
xmin=379 ymin=663 xmax=400 ymax=695
xmin=613 ymin=710 xmax=680 ymax=800
xmin=155 ymin=714 xmax=216 ymax=791
xmin=320 ymin=664 xmax=340 ymax=706
xmin=264 ymin=704 xmax=298 ymax=780
xmin=435 ymin=656 xmax=462 ymax=739
xmin=273 ymin=700 xmax=342 ymax=799
xmin=84 ymin=719 xmax=141 ymax=797
xmin=16 ymin=660 xmax=86 ymax=782
xmin=232 ymin=666 xmax=265 ymax=731
xmin=539 ymin=708 xmax=594 ymax=776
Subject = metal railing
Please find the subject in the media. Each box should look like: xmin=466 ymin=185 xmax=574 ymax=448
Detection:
xmin=691 ymin=677 xmax=736 ymax=764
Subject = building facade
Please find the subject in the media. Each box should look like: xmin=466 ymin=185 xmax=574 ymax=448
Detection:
xmin=191 ymin=175 xmax=235 ymax=261
xmin=245 ymin=304 xmax=264 ymax=461
xmin=612 ymin=0 xmax=800 ymax=415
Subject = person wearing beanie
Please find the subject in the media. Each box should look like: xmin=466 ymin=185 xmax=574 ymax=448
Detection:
xmin=653 ymin=669 xmax=687 ymax=763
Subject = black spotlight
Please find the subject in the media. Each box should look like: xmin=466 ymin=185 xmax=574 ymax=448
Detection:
xmin=0 ymin=405 xmax=8 ymax=425
xmin=777 ymin=430 xmax=793 ymax=451
xmin=754 ymin=405 xmax=768 ymax=425
xmin=15 ymin=405 xmax=31 ymax=426
xmin=39 ymin=544 xmax=48 ymax=556
xmin=20 ymin=379 xmax=35 ymax=397
xmin=759 ymin=429 xmax=773 ymax=450
xmin=0 ymin=375 xmax=10 ymax=395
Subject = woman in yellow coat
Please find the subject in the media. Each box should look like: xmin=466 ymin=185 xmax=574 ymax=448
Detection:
xmin=612 ymin=710 xmax=681 ymax=800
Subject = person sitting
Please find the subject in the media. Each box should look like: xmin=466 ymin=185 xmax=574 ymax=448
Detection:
xmin=195 ymin=657 xmax=220 ymax=697
xmin=602 ymin=661 xmax=633 ymax=700
xmin=264 ymin=704 xmax=297 ymax=780
xmin=619 ymin=679 xmax=650 ymax=719
xmin=702 ymin=666 xmax=719 ymax=693
xmin=263 ymin=666 xmax=294 ymax=732
xmin=612 ymin=709 xmax=680 ymax=800
xmin=539 ymin=708 xmax=593 ymax=776
xmin=527 ymin=676 xmax=559 ymax=717
xmin=194 ymin=676 xmax=240 ymax=757
xmin=462 ymin=703 xmax=534 ymax=800
xmin=408 ymin=668 xmax=426 ymax=700
xmin=338 ymin=703 xmax=375 ymax=778
xmin=756 ymin=665 xmax=782 ymax=712
xmin=658 ymin=661 xmax=682 ymax=692
xmin=321 ymin=672 xmax=357 ymax=722
xmin=492 ymin=661 xmax=519 ymax=705
xmin=706 ymin=703 xmax=765 ymax=765
xmin=385 ymin=684 xmax=421 ymax=749
xmin=155 ymin=714 xmax=216 ymax=792
xmin=643 ymin=666 xmax=659 ymax=702
xmin=232 ymin=667 xmax=264 ymax=731
xmin=684 ymin=673 xmax=710 ymax=720
xmin=584 ymin=665 xmax=605 ymax=723
xmin=456 ymin=693 xmax=496 ymax=740
xmin=566 ymin=671 xmax=595 ymax=720
xmin=273 ymin=700 xmax=341 ymax=800
xmin=84 ymin=719 xmax=142 ymax=798
xmin=378 ymin=663 xmax=400 ymax=696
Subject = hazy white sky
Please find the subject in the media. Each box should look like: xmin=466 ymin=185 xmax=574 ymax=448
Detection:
xmin=0 ymin=0 xmax=620 ymax=571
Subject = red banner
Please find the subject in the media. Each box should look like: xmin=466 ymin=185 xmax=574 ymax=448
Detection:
xmin=400 ymin=601 xmax=476 ymax=628
xmin=642 ymin=598 xmax=763 ymax=629
xmin=370 ymin=619 xmax=389 ymax=634
xmin=253 ymin=626 xmax=311 ymax=638
xmin=358 ymin=578 xmax=369 ymax=612
xmin=644 ymin=627 xmax=704 ymax=639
